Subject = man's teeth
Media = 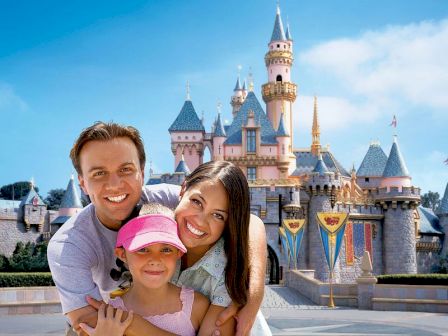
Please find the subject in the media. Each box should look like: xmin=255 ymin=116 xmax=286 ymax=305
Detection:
xmin=107 ymin=194 xmax=127 ymax=203
xmin=187 ymin=223 xmax=205 ymax=236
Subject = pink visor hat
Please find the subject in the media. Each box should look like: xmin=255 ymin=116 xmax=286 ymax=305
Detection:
xmin=116 ymin=214 xmax=187 ymax=254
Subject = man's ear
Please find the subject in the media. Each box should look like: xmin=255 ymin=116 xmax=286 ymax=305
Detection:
xmin=115 ymin=247 xmax=127 ymax=263
xmin=78 ymin=174 xmax=88 ymax=195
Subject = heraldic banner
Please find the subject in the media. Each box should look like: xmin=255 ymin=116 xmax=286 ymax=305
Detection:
xmin=316 ymin=212 xmax=349 ymax=272
xmin=280 ymin=219 xmax=306 ymax=269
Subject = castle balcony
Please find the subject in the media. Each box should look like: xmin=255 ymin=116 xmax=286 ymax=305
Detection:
xmin=264 ymin=50 xmax=294 ymax=66
xmin=262 ymin=82 xmax=297 ymax=103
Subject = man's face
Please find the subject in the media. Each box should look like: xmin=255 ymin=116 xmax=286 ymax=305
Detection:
xmin=78 ymin=137 xmax=144 ymax=230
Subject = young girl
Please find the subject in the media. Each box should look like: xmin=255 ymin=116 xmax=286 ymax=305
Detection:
xmin=79 ymin=203 xmax=209 ymax=336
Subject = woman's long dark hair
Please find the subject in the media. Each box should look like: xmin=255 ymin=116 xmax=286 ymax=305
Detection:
xmin=184 ymin=161 xmax=250 ymax=305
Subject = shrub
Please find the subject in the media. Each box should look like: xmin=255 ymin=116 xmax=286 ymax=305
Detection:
xmin=0 ymin=272 xmax=54 ymax=287
xmin=377 ymin=274 xmax=448 ymax=286
xmin=431 ymin=253 xmax=448 ymax=274
xmin=4 ymin=241 xmax=49 ymax=272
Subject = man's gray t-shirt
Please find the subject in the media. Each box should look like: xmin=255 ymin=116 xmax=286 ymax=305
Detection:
xmin=47 ymin=184 xmax=180 ymax=314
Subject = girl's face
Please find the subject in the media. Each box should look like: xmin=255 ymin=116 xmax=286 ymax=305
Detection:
xmin=115 ymin=243 xmax=180 ymax=289
xmin=175 ymin=179 xmax=229 ymax=254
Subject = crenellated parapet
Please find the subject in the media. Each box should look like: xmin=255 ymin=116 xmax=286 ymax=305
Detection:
xmin=262 ymin=82 xmax=297 ymax=103
xmin=264 ymin=50 xmax=294 ymax=66
xmin=373 ymin=186 xmax=421 ymax=209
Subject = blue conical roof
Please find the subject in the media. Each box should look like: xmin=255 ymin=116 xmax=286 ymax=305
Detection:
xmin=234 ymin=76 xmax=242 ymax=91
xmin=175 ymin=156 xmax=191 ymax=175
xmin=438 ymin=183 xmax=448 ymax=214
xmin=214 ymin=113 xmax=226 ymax=137
xmin=60 ymin=176 xmax=83 ymax=209
xmin=270 ymin=7 xmax=287 ymax=42
xmin=20 ymin=185 xmax=45 ymax=207
xmin=169 ymin=100 xmax=205 ymax=132
xmin=313 ymin=154 xmax=330 ymax=175
xmin=383 ymin=137 xmax=410 ymax=177
xmin=285 ymin=23 xmax=293 ymax=40
xmin=242 ymin=79 xmax=247 ymax=91
xmin=224 ymin=91 xmax=277 ymax=145
xmin=357 ymin=142 xmax=388 ymax=177
xmin=277 ymin=114 xmax=289 ymax=136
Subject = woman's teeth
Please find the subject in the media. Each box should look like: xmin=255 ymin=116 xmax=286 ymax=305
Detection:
xmin=187 ymin=222 xmax=205 ymax=236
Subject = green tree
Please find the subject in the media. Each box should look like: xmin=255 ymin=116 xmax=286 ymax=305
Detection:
xmin=421 ymin=191 xmax=440 ymax=211
xmin=7 ymin=241 xmax=49 ymax=272
xmin=0 ymin=181 xmax=39 ymax=200
xmin=45 ymin=188 xmax=65 ymax=210
xmin=432 ymin=253 xmax=448 ymax=274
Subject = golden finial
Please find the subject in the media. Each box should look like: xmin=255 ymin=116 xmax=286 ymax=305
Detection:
xmin=311 ymin=96 xmax=321 ymax=156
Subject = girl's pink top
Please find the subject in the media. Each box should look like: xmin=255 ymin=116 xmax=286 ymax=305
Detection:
xmin=109 ymin=286 xmax=196 ymax=336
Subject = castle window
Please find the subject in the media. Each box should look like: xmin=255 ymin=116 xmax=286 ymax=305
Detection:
xmin=177 ymin=136 xmax=181 ymax=140
xmin=185 ymin=136 xmax=189 ymax=140
xmin=246 ymin=129 xmax=256 ymax=153
xmin=193 ymin=136 xmax=196 ymax=140
xmin=365 ymin=177 xmax=370 ymax=182
xmin=247 ymin=167 xmax=256 ymax=181
xmin=277 ymin=44 xmax=280 ymax=48
xmin=276 ymin=75 xmax=282 ymax=82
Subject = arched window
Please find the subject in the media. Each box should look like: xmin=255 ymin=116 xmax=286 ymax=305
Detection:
xmin=276 ymin=75 xmax=282 ymax=82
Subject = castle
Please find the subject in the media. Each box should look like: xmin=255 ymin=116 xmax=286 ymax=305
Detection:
xmin=1 ymin=6 xmax=447 ymax=285
xmin=149 ymin=5 xmax=448 ymax=283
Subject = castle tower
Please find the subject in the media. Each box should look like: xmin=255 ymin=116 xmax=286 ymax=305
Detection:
xmin=356 ymin=141 xmax=388 ymax=190
xmin=310 ymin=96 xmax=321 ymax=156
xmin=169 ymin=86 xmax=205 ymax=172
xmin=20 ymin=180 xmax=47 ymax=232
xmin=437 ymin=182 xmax=448 ymax=255
xmin=306 ymin=154 xmax=342 ymax=282
xmin=52 ymin=175 xmax=83 ymax=225
xmin=376 ymin=136 xmax=419 ymax=274
xmin=230 ymin=76 xmax=246 ymax=118
xmin=276 ymin=112 xmax=295 ymax=178
xmin=262 ymin=5 xmax=297 ymax=143
xmin=213 ymin=111 xmax=227 ymax=161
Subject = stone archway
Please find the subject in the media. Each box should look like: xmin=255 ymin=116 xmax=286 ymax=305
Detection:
xmin=266 ymin=245 xmax=280 ymax=284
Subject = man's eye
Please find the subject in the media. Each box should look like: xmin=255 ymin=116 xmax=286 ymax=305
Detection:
xmin=121 ymin=167 xmax=133 ymax=173
xmin=93 ymin=171 xmax=106 ymax=177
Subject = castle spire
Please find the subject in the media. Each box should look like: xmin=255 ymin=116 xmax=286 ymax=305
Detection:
xmin=383 ymin=136 xmax=410 ymax=178
xmin=234 ymin=76 xmax=242 ymax=91
xmin=271 ymin=3 xmax=286 ymax=42
xmin=437 ymin=183 xmax=448 ymax=214
xmin=285 ymin=18 xmax=293 ymax=40
xmin=311 ymin=96 xmax=321 ymax=156
xmin=186 ymin=81 xmax=191 ymax=101
xmin=248 ymin=68 xmax=254 ymax=92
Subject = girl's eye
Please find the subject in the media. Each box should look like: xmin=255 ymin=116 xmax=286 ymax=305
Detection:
xmin=161 ymin=247 xmax=174 ymax=253
xmin=136 ymin=247 xmax=149 ymax=253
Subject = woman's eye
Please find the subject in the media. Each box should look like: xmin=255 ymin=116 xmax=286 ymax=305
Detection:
xmin=213 ymin=213 xmax=224 ymax=221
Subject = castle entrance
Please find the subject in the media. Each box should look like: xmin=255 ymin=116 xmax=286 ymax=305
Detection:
xmin=265 ymin=245 xmax=280 ymax=284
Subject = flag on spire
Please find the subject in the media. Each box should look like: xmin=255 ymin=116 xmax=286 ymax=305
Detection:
xmin=444 ymin=158 xmax=448 ymax=165
xmin=389 ymin=115 xmax=397 ymax=128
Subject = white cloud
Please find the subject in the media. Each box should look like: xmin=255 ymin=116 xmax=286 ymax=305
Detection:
xmin=0 ymin=83 xmax=28 ymax=112
xmin=412 ymin=150 xmax=448 ymax=195
xmin=299 ymin=18 xmax=448 ymax=115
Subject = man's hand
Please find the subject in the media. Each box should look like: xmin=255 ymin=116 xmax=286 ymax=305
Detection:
xmin=216 ymin=302 xmax=257 ymax=336
xmin=79 ymin=303 xmax=133 ymax=336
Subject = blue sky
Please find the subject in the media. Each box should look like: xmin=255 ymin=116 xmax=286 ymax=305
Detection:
xmin=0 ymin=0 xmax=447 ymax=198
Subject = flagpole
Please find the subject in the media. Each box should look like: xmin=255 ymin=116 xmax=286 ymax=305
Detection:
xmin=328 ymin=233 xmax=335 ymax=308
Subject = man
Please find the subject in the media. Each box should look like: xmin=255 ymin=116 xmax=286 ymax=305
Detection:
xmin=48 ymin=122 xmax=267 ymax=335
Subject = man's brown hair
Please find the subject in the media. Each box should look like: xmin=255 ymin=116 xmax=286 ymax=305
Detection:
xmin=70 ymin=121 xmax=146 ymax=175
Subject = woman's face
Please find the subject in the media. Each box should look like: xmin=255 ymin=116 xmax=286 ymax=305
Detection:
xmin=175 ymin=179 xmax=229 ymax=254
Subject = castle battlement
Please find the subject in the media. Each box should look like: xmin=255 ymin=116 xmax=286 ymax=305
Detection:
xmin=374 ymin=186 xmax=421 ymax=202
xmin=307 ymin=173 xmax=341 ymax=192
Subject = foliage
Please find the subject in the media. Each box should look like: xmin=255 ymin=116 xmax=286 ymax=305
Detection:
xmin=431 ymin=254 xmax=448 ymax=274
xmin=377 ymin=274 xmax=448 ymax=286
xmin=4 ymin=241 xmax=49 ymax=272
xmin=0 ymin=181 xmax=39 ymax=200
xmin=0 ymin=273 xmax=54 ymax=287
xmin=421 ymin=191 xmax=440 ymax=211
xmin=44 ymin=188 xmax=65 ymax=210
xmin=0 ymin=255 xmax=8 ymax=271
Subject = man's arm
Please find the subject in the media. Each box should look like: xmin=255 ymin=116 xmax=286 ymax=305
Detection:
xmin=217 ymin=214 xmax=267 ymax=335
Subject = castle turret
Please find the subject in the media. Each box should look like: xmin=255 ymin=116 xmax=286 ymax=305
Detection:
xmin=262 ymin=5 xmax=297 ymax=142
xmin=213 ymin=111 xmax=226 ymax=161
xmin=20 ymin=180 xmax=47 ymax=232
xmin=310 ymin=96 xmax=321 ymax=156
xmin=437 ymin=183 xmax=448 ymax=255
xmin=169 ymin=85 xmax=205 ymax=172
xmin=375 ymin=136 xmax=419 ymax=274
xmin=357 ymin=141 xmax=388 ymax=190
xmin=230 ymin=76 xmax=246 ymax=118
xmin=380 ymin=136 xmax=411 ymax=191
xmin=52 ymin=175 xmax=83 ymax=226
xmin=306 ymin=154 xmax=342 ymax=282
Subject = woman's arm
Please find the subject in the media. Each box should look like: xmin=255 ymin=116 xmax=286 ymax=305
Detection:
xmin=217 ymin=214 xmax=267 ymax=335
xmin=198 ymin=304 xmax=235 ymax=336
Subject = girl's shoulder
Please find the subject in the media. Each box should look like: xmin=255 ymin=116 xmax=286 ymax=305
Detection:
xmin=190 ymin=289 xmax=210 ymax=330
